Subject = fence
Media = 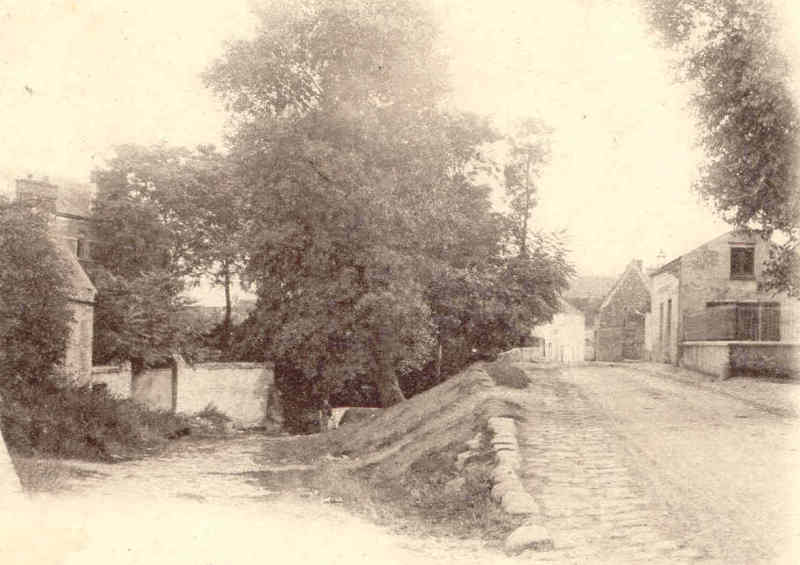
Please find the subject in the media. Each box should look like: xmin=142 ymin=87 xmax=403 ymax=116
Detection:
xmin=684 ymin=303 xmax=783 ymax=342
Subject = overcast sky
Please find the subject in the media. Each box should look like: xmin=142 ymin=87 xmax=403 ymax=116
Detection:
xmin=1 ymin=0 xmax=799 ymax=304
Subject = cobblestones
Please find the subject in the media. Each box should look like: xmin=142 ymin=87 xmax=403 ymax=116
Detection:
xmin=515 ymin=366 xmax=714 ymax=564
xmin=513 ymin=363 xmax=800 ymax=564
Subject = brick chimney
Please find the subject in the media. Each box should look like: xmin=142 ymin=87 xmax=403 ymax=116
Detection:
xmin=16 ymin=176 xmax=58 ymax=213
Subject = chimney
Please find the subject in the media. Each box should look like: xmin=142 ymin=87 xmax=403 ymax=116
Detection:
xmin=16 ymin=177 xmax=58 ymax=213
xmin=633 ymin=259 xmax=643 ymax=272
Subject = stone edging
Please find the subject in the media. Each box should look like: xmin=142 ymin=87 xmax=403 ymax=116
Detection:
xmin=487 ymin=416 xmax=554 ymax=554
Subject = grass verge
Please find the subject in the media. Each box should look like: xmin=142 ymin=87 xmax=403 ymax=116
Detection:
xmin=254 ymin=364 xmax=529 ymax=544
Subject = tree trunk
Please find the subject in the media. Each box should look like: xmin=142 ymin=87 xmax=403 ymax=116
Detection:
xmin=435 ymin=340 xmax=443 ymax=384
xmin=374 ymin=346 xmax=406 ymax=407
xmin=221 ymin=263 xmax=232 ymax=354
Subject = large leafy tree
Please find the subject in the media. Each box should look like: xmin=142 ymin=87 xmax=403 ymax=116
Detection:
xmin=0 ymin=199 xmax=73 ymax=384
xmin=206 ymin=0 xmax=572 ymax=417
xmin=642 ymin=0 xmax=799 ymax=295
xmin=91 ymin=144 xmax=249 ymax=366
xmin=91 ymin=146 xmax=197 ymax=371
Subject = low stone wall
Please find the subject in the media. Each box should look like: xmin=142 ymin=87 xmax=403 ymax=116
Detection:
xmin=680 ymin=342 xmax=730 ymax=378
xmin=681 ymin=341 xmax=800 ymax=378
xmin=729 ymin=343 xmax=800 ymax=377
xmin=176 ymin=362 xmax=273 ymax=427
xmin=91 ymin=365 xmax=132 ymax=398
xmin=132 ymin=368 xmax=175 ymax=412
xmin=91 ymin=361 xmax=275 ymax=426
xmin=498 ymin=347 xmax=542 ymax=363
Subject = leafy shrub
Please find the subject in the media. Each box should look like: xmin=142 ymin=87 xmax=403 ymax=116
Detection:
xmin=196 ymin=403 xmax=231 ymax=426
xmin=483 ymin=361 xmax=529 ymax=389
xmin=1 ymin=379 xmax=191 ymax=461
xmin=0 ymin=199 xmax=73 ymax=383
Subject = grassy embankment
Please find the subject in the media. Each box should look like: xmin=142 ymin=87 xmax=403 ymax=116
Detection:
xmin=253 ymin=360 xmax=537 ymax=544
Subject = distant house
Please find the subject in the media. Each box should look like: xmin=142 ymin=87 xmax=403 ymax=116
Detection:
xmin=530 ymin=299 xmax=585 ymax=364
xmin=644 ymin=230 xmax=800 ymax=377
xmin=16 ymin=177 xmax=97 ymax=383
xmin=593 ymin=259 xmax=651 ymax=361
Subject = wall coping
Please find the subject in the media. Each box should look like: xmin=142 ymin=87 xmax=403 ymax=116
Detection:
xmin=186 ymin=361 xmax=272 ymax=371
xmin=682 ymin=341 xmax=800 ymax=347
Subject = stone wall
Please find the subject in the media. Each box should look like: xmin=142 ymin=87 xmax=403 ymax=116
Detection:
xmin=175 ymin=362 xmax=273 ymax=427
xmin=91 ymin=365 xmax=132 ymax=398
xmin=680 ymin=342 xmax=730 ymax=378
xmin=63 ymin=300 xmax=94 ymax=384
xmin=132 ymin=368 xmax=175 ymax=412
xmin=91 ymin=361 xmax=275 ymax=426
xmin=681 ymin=342 xmax=800 ymax=378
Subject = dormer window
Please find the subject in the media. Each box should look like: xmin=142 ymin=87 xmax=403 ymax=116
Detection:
xmin=730 ymin=246 xmax=754 ymax=280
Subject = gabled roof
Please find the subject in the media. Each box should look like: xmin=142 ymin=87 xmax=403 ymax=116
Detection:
xmin=648 ymin=229 xmax=764 ymax=278
xmin=54 ymin=240 xmax=96 ymax=304
xmin=598 ymin=259 xmax=650 ymax=313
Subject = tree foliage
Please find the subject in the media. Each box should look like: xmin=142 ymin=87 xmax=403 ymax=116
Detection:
xmin=503 ymin=118 xmax=552 ymax=257
xmin=206 ymin=0 xmax=573 ymax=420
xmin=0 ymin=199 xmax=73 ymax=384
xmin=642 ymin=0 xmax=799 ymax=295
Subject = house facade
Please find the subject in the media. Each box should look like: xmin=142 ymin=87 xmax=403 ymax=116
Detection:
xmin=644 ymin=230 xmax=800 ymax=377
xmin=594 ymin=259 xmax=651 ymax=361
xmin=530 ymin=299 xmax=586 ymax=364
xmin=16 ymin=177 xmax=97 ymax=383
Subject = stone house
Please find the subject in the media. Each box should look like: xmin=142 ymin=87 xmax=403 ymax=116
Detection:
xmin=644 ymin=230 xmax=800 ymax=377
xmin=593 ymin=259 xmax=651 ymax=361
xmin=16 ymin=177 xmax=97 ymax=383
xmin=530 ymin=299 xmax=586 ymax=364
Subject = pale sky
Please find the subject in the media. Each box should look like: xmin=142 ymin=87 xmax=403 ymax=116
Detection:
xmin=1 ymin=0 xmax=799 ymax=304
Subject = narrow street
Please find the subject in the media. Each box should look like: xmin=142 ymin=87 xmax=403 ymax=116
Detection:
xmin=517 ymin=364 xmax=800 ymax=564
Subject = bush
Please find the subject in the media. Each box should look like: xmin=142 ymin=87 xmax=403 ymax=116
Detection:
xmin=483 ymin=361 xmax=529 ymax=389
xmin=0 ymin=378 xmax=191 ymax=461
xmin=0 ymin=200 xmax=73 ymax=383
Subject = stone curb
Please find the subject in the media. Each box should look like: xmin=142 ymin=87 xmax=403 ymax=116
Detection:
xmin=487 ymin=416 xmax=553 ymax=555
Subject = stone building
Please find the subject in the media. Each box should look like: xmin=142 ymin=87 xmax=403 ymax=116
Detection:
xmin=644 ymin=230 xmax=800 ymax=377
xmin=594 ymin=259 xmax=651 ymax=361
xmin=16 ymin=177 xmax=97 ymax=383
xmin=531 ymin=299 xmax=586 ymax=364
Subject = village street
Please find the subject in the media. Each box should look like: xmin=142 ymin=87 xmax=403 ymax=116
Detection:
xmin=2 ymin=436 xmax=517 ymax=565
xmin=517 ymin=364 xmax=800 ymax=564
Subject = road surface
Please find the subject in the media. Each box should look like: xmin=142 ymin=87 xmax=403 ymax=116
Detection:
xmin=2 ymin=436 xmax=516 ymax=565
xmin=517 ymin=364 xmax=800 ymax=564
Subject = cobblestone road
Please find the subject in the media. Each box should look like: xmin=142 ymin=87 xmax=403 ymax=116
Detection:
xmin=516 ymin=364 xmax=800 ymax=564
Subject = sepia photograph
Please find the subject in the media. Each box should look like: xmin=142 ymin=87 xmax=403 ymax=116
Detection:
xmin=1 ymin=0 xmax=799 ymax=563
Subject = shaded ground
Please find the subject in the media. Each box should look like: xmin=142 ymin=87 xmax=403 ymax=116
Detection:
xmin=4 ymin=364 xmax=531 ymax=564
xmin=516 ymin=363 xmax=800 ymax=564
xmin=4 ymin=436 xmax=518 ymax=565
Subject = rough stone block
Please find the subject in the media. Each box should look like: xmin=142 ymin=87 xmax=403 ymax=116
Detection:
xmin=504 ymin=524 xmax=553 ymax=555
xmin=502 ymin=490 xmax=540 ymax=515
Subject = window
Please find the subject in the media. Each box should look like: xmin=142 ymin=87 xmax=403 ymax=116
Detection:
xmin=730 ymin=247 xmax=755 ymax=279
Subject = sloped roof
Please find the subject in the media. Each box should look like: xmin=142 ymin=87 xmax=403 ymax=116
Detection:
xmin=598 ymin=259 xmax=650 ymax=313
xmin=648 ymin=229 xmax=764 ymax=277
xmin=54 ymin=240 xmax=96 ymax=303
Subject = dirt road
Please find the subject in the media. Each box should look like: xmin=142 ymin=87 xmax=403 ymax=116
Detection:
xmin=2 ymin=436 xmax=514 ymax=565
xmin=517 ymin=364 xmax=800 ymax=564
